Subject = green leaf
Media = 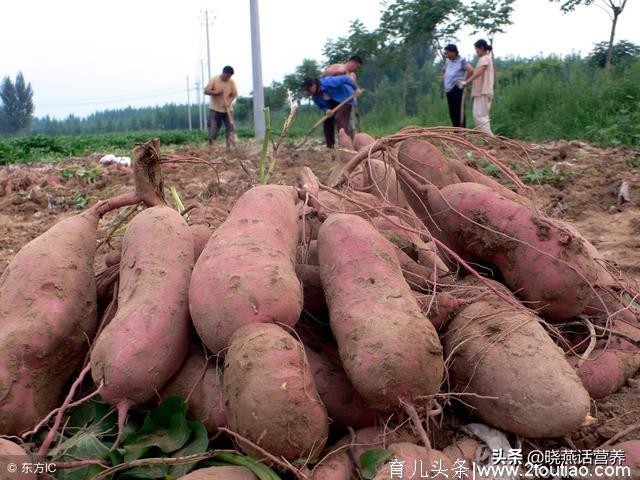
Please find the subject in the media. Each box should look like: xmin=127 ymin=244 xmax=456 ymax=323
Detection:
xmin=53 ymin=433 xmax=110 ymax=480
xmin=123 ymin=397 xmax=191 ymax=462
xmin=360 ymin=449 xmax=392 ymax=479
xmin=168 ymin=421 xmax=209 ymax=478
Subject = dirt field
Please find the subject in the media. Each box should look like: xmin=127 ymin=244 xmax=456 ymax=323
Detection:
xmin=1 ymin=136 xmax=639 ymax=448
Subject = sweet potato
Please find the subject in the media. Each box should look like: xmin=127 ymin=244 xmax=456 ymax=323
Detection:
xmin=353 ymin=132 xmax=376 ymax=151
xmin=338 ymin=127 xmax=354 ymax=152
xmin=223 ymin=323 xmax=328 ymax=461
xmin=190 ymin=185 xmax=303 ymax=355
xmin=443 ymin=291 xmax=591 ymax=437
xmin=568 ymin=349 xmax=640 ymax=399
xmin=414 ymin=292 xmax=466 ymax=330
xmin=310 ymin=426 xmax=415 ymax=480
xmin=105 ymin=250 xmax=121 ymax=267
xmin=190 ymin=223 xmax=212 ymax=261
xmin=305 ymin=345 xmax=378 ymax=430
xmin=0 ymin=203 xmax=115 ymax=434
xmin=91 ymin=205 xmax=193 ymax=417
xmin=450 ymin=158 xmax=528 ymax=205
xmin=160 ymin=346 xmax=226 ymax=433
xmin=426 ymin=182 xmax=598 ymax=320
xmin=362 ymin=158 xmax=409 ymax=207
xmin=398 ymin=138 xmax=459 ymax=189
xmin=318 ymin=214 xmax=444 ymax=411
xmin=295 ymin=264 xmax=326 ymax=312
xmin=607 ymin=441 xmax=640 ymax=478
xmin=373 ymin=443 xmax=453 ymax=480
xmin=179 ymin=466 xmax=258 ymax=480
xmin=0 ymin=439 xmax=35 ymax=480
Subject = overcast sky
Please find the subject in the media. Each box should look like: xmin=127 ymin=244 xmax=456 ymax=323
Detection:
xmin=2 ymin=0 xmax=638 ymax=119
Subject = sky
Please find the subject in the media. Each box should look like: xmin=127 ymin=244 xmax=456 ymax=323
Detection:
xmin=1 ymin=0 xmax=638 ymax=119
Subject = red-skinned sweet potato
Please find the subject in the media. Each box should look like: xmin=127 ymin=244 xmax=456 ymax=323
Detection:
xmin=310 ymin=426 xmax=416 ymax=480
xmin=190 ymin=223 xmax=212 ymax=261
xmin=190 ymin=185 xmax=303 ymax=355
xmin=223 ymin=323 xmax=328 ymax=461
xmin=91 ymin=205 xmax=193 ymax=418
xmin=568 ymin=349 xmax=640 ymax=399
xmin=443 ymin=290 xmax=591 ymax=437
xmin=305 ymin=346 xmax=378 ymax=430
xmin=353 ymin=132 xmax=376 ymax=151
xmin=318 ymin=214 xmax=444 ymax=411
xmin=160 ymin=346 xmax=226 ymax=433
xmin=426 ymin=182 xmax=598 ymax=320
xmin=373 ymin=443 xmax=453 ymax=480
xmin=0 ymin=439 xmax=35 ymax=480
xmin=295 ymin=264 xmax=326 ymax=312
xmin=607 ymin=441 xmax=640 ymax=478
xmin=0 ymin=197 xmax=135 ymax=435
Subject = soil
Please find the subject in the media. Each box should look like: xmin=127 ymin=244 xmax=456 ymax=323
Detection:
xmin=1 ymin=136 xmax=639 ymax=449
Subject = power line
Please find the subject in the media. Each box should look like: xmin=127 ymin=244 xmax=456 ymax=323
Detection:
xmin=37 ymin=86 xmax=193 ymax=106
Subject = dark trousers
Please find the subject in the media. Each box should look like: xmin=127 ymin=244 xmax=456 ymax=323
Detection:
xmin=208 ymin=110 xmax=235 ymax=141
xmin=323 ymin=100 xmax=353 ymax=148
xmin=446 ymin=86 xmax=466 ymax=128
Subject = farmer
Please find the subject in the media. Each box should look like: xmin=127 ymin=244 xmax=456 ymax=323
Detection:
xmin=323 ymin=55 xmax=363 ymax=83
xmin=204 ymin=65 xmax=238 ymax=147
xmin=459 ymin=39 xmax=494 ymax=135
xmin=302 ymin=75 xmax=358 ymax=149
xmin=323 ymin=55 xmax=364 ymax=132
xmin=442 ymin=44 xmax=474 ymax=128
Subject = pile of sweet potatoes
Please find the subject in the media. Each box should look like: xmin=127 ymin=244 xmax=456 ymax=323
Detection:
xmin=1 ymin=134 xmax=639 ymax=480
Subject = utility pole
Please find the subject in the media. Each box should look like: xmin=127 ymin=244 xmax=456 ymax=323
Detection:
xmin=186 ymin=75 xmax=192 ymax=131
xmin=200 ymin=59 xmax=207 ymax=131
xmin=249 ymin=0 xmax=265 ymax=138
xmin=204 ymin=10 xmax=213 ymax=81
xmin=196 ymin=78 xmax=203 ymax=131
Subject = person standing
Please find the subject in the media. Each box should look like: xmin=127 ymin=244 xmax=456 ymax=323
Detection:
xmin=460 ymin=39 xmax=494 ymax=135
xmin=301 ymin=75 xmax=357 ymax=148
xmin=442 ymin=44 xmax=473 ymax=128
xmin=323 ymin=55 xmax=363 ymax=83
xmin=204 ymin=65 xmax=238 ymax=147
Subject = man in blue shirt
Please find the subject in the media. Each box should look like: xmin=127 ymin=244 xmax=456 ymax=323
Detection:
xmin=442 ymin=44 xmax=474 ymax=128
xmin=302 ymin=75 xmax=357 ymax=148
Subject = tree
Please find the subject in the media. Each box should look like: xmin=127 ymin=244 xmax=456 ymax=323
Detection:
xmin=551 ymin=0 xmax=629 ymax=68
xmin=380 ymin=0 xmax=461 ymax=114
xmin=463 ymin=0 xmax=516 ymax=54
xmin=0 ymin=72 xmax=34 ymax=134
xmin=589 ymin=39 xmax=640 ymax=67
xmin=283 ymin=59 xmax=321 ymax=102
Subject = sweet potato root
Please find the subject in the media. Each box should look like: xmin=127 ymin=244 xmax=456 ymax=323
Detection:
xmin=0 ymin=439 xmax=35 ymax=479
xmin=443 ymin=290 xmax=591 ymax=437
xmin=568 ymin=349 xmax=640 ymax=399
xmin=318 ymin=214 xmax=444 ymax=411
xmin=310 ymin=426 xmax=415 ymax=480
xmin=373 ymin=443 xmax=453 ymax=480
xmin=190 ymin=223 xmax=212 ymax=261
xmin=223 ymin=323 xmax=328 ymax=461
xmin=190 ymin=185 xmax=303 ymax=355
xmin=305 ymin=345 xmax=378 ymax=430
xmin=91 ymin=205 xmax=193 ymax=415
xmin=295 ymin=264 xmax=326 ymax=312
xmin=160 ymin=346 xmax=226 ymax=433
xmin=427 ymin=182 xmax=598 ymax=320
xmin=0 ymin=201 xmax=128 ymax=435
